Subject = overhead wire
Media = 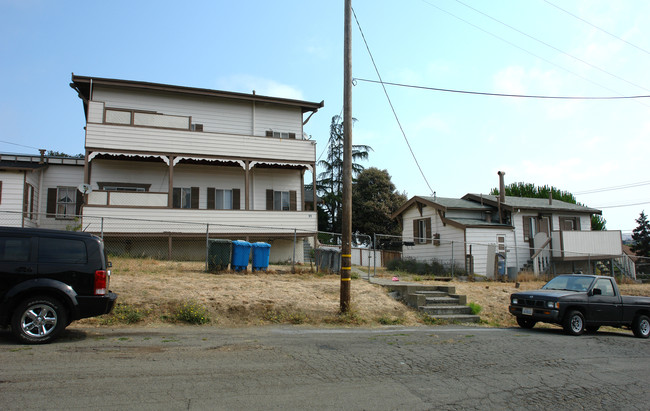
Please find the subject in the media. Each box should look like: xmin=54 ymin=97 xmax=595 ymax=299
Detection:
xmin=417 ymin=0 xmax=641 ymax=101
xmin=452 ymin=0 xmax=650 ymax=93
xmin=541 ymin=0 xmax=650 ymax=57
xmin=0 ymin=140 xmax=41 ymax=150
xmin=352 ymin=78 xmax=650 ymax=100
xmin=574 ymin=181 xmax=650 ymax=195
xmin=351 ymin=7 xmax=435 ymax=196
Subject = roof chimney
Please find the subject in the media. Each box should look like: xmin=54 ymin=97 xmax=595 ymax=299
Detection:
xmin=497 ymin=171 xmax=506 ymax=204
xmin=39 ymin=149 xmax=46 ymax=164
xmin=549 ymin=191 xmax=553 ymax=205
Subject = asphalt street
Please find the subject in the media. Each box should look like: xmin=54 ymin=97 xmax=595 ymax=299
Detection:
xmin=0 ymin=325 xmax=648 ymax=410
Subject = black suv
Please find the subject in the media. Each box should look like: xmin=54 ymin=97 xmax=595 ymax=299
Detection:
xmin=0 ymin=227 xmax=117 ymax=343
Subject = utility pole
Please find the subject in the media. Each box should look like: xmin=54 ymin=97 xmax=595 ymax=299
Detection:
xmin=340 ymin=0 xmax=352 ymax=312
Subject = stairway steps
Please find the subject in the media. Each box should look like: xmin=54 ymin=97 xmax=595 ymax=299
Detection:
xmin=419 ymin=305 xmax=473 ymax=315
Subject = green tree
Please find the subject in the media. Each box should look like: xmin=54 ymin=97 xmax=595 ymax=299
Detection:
xmin=317 ymin=115 xmax=372 ymax=233
xmin=352 ymin=168 xmax=407 ymax=242
xmin=630 ymin=211 xmax=650 ymax=257
xmin=47 ymin=150 xmax=84 ymax=158
xmin=490 ymin=182 xmax=606 ymax=231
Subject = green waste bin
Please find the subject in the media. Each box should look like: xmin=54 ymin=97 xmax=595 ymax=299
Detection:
xmin=207 ymin=239 xmax=232 ymax=272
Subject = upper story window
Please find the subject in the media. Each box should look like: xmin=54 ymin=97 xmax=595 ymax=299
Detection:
xmin=105 ymin=108 xmax=190 ymax=130
xmin=98 ymin=182 xmax=150 ymax=192
xmin=172 ymin=187 xmax=198 ymax=209
xmin=215 ymin=189 xmax=232 ymax=210
xmin=274 ymin=191 xmax=290 ymax=211
xmin=266 ymin=189 xmax=297 ymax=211
xmin=265 ymin=130 xmax=296 ymax=139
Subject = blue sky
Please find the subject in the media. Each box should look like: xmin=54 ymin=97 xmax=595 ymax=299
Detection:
xmin=1 ymin=0 xmax=649 ymax=233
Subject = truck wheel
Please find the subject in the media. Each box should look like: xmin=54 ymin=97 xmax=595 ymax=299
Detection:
xmin=563 ymin=310 xmax=585 ymax=336
xmin=10 ymin=296 xmax=68 ymax=344
xmin=632 ymin=315 xmax=650 ymax=339
xmin=516 ymin=317 xmax=536 ymax=329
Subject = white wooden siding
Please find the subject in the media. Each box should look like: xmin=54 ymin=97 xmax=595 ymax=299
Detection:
xmin=90 ymin=159 xmax=169 ymax=192
xmin=38 ymin=165 xmax=84 ymax=231
xmin=85 ymin=123 xmax=316 ymax=163
xmin=254 ymin=104 xmax=303 ymax=137
xmin=92 ymin=88 xmax=257 ymax=136
xmin=465 ymin=228 xmax=515 ymax=276
xmin=81 ymin=207 xmax=317 ymax=234
xmin=400 ymin=206 xmax=466 ymax=267
xmin=0 ymin=172 xmax=25 ymax=226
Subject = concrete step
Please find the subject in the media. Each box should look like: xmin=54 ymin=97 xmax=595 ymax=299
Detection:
xmin=421 ymin=313 xmax=481 ymax=323
xmin=413 ymin=290 xmax=449 ymax=298
xmin=424 ymin=296 xmax=460 ymax=305
xmin=419 ymin=305 xmax=473 ymax=315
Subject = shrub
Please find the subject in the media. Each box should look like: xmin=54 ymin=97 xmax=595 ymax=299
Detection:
xmin=175 ymin=301 xmax=211 ymax=324
xmin=468 ymin=302 xmax=482 ymax=315
xmin=101 ymin=303 xmax=145 ymax=325
xmin=387 ymin=258 xmax=465 ymax=277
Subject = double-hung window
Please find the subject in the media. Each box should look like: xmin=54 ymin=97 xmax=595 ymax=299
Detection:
xmin=274 ymin=191 xmax=290 ymax=211
xmin=173 ymin=187 xmax=192 ymax=209
xmin=215 ymin=189 xmax=233 ymax=210
xmin=57 ymin=187 xmax=77 ymax=218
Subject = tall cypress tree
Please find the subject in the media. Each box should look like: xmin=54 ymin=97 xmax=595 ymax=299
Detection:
xmin=631 ymin=211 xmax=650 ymax=257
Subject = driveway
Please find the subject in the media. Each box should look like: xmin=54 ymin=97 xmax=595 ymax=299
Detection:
xmin=0 ymin=325 xmax=648 ymax=410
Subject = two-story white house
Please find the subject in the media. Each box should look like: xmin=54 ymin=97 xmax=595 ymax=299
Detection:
xmin=392 ymin=175 xmax=634 ymax=278
xmin=0 ymin=152 xmax=85 ymax=230
xmin=65 ymin=75 xmax=323 ymax=262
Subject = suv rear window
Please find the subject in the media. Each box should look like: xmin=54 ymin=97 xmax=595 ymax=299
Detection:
xmin=0 ymin=237 xmax=31 ymax=262
xmin=38 ymin=237 xmax=88 ymax=264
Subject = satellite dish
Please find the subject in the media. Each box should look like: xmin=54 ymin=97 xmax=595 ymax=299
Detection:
xmin=78 ymin=183 xmax=93 ymax=194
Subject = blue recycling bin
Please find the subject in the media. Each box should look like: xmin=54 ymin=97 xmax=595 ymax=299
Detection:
xmin=231 ymin=240 xmax=252 ymax=271
xmin=251 ymin=242 xmax=271 ymax=271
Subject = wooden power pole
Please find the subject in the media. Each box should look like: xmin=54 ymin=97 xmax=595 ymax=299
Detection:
xmin=341 ymin=0 xmax=352 ymax=312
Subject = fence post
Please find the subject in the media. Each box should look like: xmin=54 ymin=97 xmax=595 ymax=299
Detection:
xmin=100 ymin=217 xmax=104 ymax=239
xmin=373 ymin=233 xmax=377 ymax=278
xmin=451 ymin=241 xmax=455 ymax=278
xmin=205 ymin=223 xmax=209 ymax=272
xmin=292 ymin=228 xmax=296 ymax=273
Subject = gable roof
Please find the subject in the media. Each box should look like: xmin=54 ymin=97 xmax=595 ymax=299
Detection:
xmin=392 ymin=195 xmax=491 ymax=219
xmin=462 ymin=194 xmax=602 ymax=215
xmin=70 ymin=74 xmax=324 ymax=119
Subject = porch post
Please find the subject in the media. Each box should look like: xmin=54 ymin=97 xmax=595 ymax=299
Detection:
xmin=168 ymin=155 xmax=174 ymax=208
xmin=245 ymin=160 xmax=250 ymax=211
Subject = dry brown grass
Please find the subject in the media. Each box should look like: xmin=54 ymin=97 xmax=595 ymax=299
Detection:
xmin=76 ymin=257 xmax=650 ymax=329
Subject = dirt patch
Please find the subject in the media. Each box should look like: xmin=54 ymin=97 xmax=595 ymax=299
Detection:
xmin=75 ymin=258 xmax=650 ymax=329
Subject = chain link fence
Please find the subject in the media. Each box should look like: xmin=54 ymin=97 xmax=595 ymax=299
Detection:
xmin=373 ymin=232 xmax=643 ymax=281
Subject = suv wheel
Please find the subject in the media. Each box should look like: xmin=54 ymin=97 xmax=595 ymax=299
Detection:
xmin=632 ymin=315 xmax=650 ymax=339
xmin=11 ymin=296 xmax=68 ymax=344
xmin=563 ymin=310 xmax=585 ymax=336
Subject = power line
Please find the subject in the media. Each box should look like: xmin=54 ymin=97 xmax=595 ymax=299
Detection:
xmin=542 ymin=0 xmax=650 ymax=57
xmin=352 ymin=78 xmax=650 ymax=100
xmin=0 ymin=140 xmax=41 ymax=150
xmin=453 ymin=0 xmax=650 ymax=93
xmin=352 ymin=7 xmax=435 ymax=196
xmin=418 ymin=0 xmax=639 ymax=100
xmin=574 ymin=181 xmax=650 ymax=195
xmin=595 ymin=201 xmax=650 ymax=209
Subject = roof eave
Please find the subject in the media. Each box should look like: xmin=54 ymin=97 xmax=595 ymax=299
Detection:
xmin=70 ymin=74 xmax=324 ymax=113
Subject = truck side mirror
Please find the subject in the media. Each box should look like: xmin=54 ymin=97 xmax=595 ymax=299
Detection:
xmin=591 ymin=288 xmax=602 ymax=296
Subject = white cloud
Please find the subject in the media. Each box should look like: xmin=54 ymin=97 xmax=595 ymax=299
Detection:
xmin=216 ymin=75 xmax=304 ymax=100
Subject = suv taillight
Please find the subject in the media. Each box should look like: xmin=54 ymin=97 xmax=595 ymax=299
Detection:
xmin=94 ymin=270 xmax=108 ymax=296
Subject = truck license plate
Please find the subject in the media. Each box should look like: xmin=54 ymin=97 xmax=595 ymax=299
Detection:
xmin=522 ymin=307 xmax=533 ymax=316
